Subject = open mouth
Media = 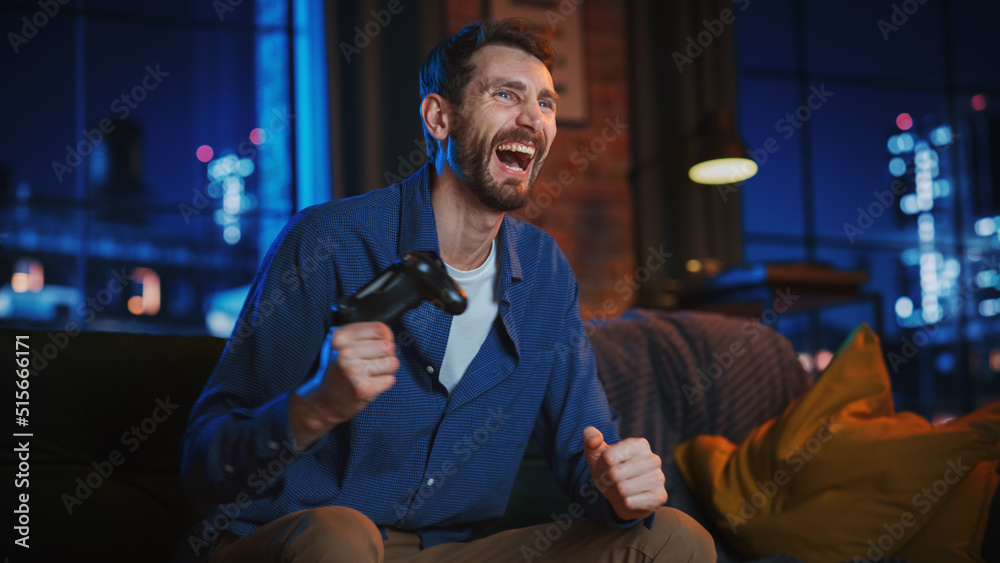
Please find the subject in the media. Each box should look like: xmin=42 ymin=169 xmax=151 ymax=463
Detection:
xmin=494 ymin=142 xmax=536 ymax=174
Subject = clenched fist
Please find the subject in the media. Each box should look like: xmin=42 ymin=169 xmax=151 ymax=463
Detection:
xmin=290 ymin=322 xmax=399 ymax=449
xmin=583 ymin=426 xmax=668 ymax=521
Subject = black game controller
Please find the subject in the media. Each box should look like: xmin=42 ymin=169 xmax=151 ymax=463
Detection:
xmin=330 ymin=251 xmax=468 ymax=326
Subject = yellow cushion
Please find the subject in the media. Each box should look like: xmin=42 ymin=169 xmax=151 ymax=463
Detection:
xmin=674 ymin=324 xmax=1000 ymax=563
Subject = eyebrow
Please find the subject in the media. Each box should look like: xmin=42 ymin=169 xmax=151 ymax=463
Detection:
xmin=484 ymin=78 xmax=560 ymax=105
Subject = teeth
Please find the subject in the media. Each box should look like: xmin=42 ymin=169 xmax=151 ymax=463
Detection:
xmin=497 ymin=143 xmax=536 ymax=157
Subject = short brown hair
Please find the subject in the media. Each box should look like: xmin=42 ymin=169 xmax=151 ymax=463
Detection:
xmin=419 ymin=19 xmax=555 ymax=161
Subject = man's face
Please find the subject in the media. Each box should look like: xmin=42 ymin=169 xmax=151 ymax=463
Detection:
xmin=447 ymin=44 xmax=558 ymax=212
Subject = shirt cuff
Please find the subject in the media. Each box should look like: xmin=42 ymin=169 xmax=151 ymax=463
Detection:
xmin=607 ymin=502 xmax=655 ymax=530
xmin=250 ymin=392 xmax=329 ymax=459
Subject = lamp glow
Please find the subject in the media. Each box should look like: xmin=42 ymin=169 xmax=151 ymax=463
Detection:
xmin=688 ymin=158 xmax=758 ymax=185
xmin=976 ymin=217 xmax=997 ymax=237
xmin=11 ymin=273 xmax=29 ymax=293
xmin=128 ymin=268 xmax=161 ymax=315
xmin=895 ymin=296 xmax=914 ymax=318
xmin=896 ymin=113 xmax=913 ymax=130
xmin=815 ymin=350 xmax=834 ymax=372
xmin=972 ymin=94 xmax=986 ymax=112
xmin=889 ymin=157 xmax=907 ymax=177
xmin=898 ymin=133 xmax=914 ymax=152
xmin=887 ymin=135 xmax=901 ymax=155
xmin=11 ymin=259 xmax=43 ymax=293
xmin=196 ymin=145 xmax=214 ymax=163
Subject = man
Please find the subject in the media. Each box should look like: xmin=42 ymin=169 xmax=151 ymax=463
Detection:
xmin=180 ymin=19 xmax=715 ymax=562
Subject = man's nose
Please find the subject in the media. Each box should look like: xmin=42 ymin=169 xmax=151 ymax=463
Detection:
xmin=515 ymin=100 xmax=544 ymax=132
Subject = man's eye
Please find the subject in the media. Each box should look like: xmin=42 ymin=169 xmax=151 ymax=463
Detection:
xmin=496 ymin=91 xmax=512 ymax=100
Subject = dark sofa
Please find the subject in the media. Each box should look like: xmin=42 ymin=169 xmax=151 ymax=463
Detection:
xmin=1 ymin=310 xmax=820 ymax=563
xmin=3 ymin=330 xmax=227 ymax=562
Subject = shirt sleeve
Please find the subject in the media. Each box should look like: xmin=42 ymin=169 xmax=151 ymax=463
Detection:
xmin=180 ymin=209 xmax=338 ymax=507
xmin=531 ymin=259 xmax=655 ymax=531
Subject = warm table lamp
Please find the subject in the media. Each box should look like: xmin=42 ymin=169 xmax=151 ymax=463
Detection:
xmin=688 ymin=110 xmax=758 ymax=185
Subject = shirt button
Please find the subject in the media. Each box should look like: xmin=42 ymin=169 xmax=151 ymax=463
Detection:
xmin=426 ymin=365 xmax=434 ymax=374
xmin=427 ymin=478 xmax=435 ymax=486
xmin=268 ymin=440 xmax=280 ymax=451
xmin=224 ymin=464 xmax=234 ymax=474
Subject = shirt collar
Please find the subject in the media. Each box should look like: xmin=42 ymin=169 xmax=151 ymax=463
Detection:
xmin=497 ymin=216 xmax=523 ymax=285
xmin=398 ymin=164 xmax=440 ymax=257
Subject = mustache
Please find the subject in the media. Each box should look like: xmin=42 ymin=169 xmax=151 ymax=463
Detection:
xmin=490 ymin=128 xmax=544 ymax=154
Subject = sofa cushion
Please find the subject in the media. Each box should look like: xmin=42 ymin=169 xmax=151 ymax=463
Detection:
xmin=675 ymin=324 xmax=1000 ymax=562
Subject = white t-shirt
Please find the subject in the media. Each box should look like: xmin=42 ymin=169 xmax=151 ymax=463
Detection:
xmin=438 ymin=240 xmax=499 ymax=393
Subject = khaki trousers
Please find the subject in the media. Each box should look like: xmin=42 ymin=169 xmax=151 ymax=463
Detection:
xmin=209 ymin=506 xmax=715 ymax=563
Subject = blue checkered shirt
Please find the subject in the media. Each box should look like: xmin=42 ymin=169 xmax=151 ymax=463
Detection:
xmin=181 ymin=165 xmax=648 ymax=556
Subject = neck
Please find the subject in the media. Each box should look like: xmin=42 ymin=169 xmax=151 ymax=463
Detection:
xmin=430 ymin=162 xmax=504 ymax=271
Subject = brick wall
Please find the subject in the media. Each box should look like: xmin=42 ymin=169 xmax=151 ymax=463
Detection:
xmin=445 ymin=0 xmax=636 ymax=320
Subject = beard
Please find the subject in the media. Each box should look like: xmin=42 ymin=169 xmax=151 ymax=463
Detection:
xmin=448 ymin=113 xmax=547 ymax=213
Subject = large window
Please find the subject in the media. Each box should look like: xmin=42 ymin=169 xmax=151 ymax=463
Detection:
xmin=0 ymin=0 xmax=328 ymax=335
xmin=736 ymin=0 xmax=1000 ymax=416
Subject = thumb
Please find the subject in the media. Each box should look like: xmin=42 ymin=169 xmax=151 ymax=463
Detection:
xmin=318 ymin=329 xmax=336 ymax=373
xmin=582 ymin=426 xmax=608 ymax=466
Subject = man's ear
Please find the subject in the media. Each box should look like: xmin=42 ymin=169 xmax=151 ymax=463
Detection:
xmin=421 ymin=93 xmax=452 ymax=144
